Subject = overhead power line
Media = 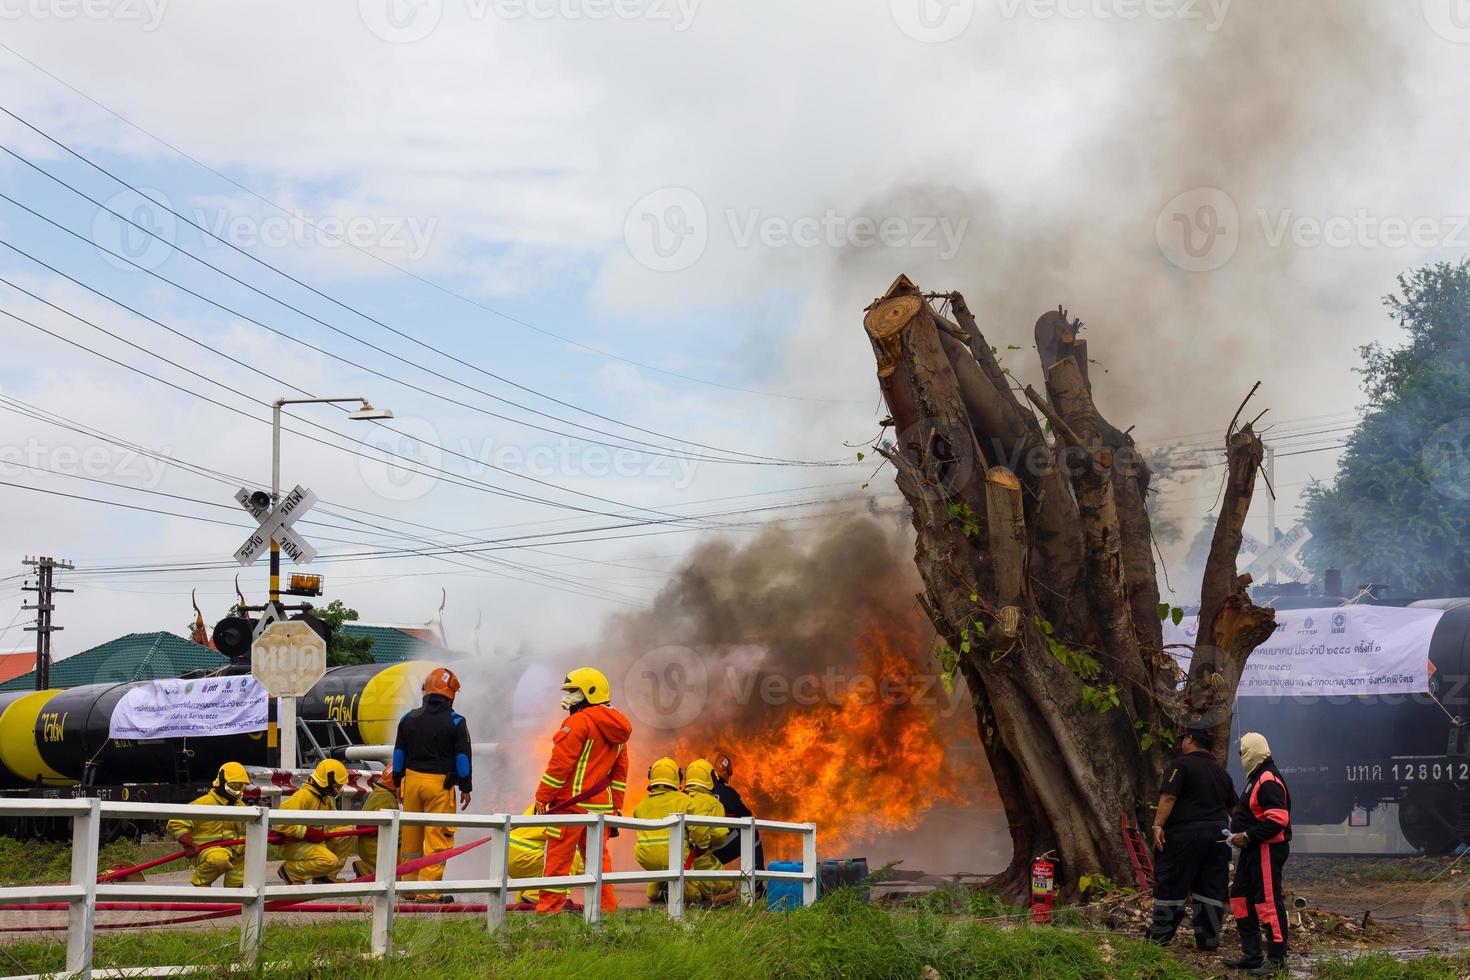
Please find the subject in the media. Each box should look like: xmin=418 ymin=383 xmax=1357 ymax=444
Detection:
xmin=0 ymin=106 xmax=863 ymax=453
xmin=0 ymin=183 xmax=835 ymax=471
xmin=0 ymin=291 xmax=734 ymax=529
xmin=0 ymin=390 xmax=852 ymax=568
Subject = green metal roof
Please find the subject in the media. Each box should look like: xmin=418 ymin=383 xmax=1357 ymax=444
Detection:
xmin=0 ymin=626 xmax=440 ymax=691
xmin=0 ymin=632 xmax=228 ymax=692
xmin=338 ymin=624 xmax=443 ymax=664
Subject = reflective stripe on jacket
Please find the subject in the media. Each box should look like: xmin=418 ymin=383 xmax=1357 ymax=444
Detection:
xmin=632 ymin=788 xmax=694 ymax=866
xmin=165 ymin=788 xmax=244 ymax=845
xmin=276 ymin=783 xmax=337 ymax=841
xmin=1230 ymin=760 xmax=1291 ymax=845
xmin=535 ymin=704 xmax=633 ymax=812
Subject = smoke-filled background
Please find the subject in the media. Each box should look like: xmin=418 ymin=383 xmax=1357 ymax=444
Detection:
xmin=463 ymin=516 xmax=1002 ymax=872
xmin=1 ymin=0 xmax=1467 ymax=881
xmin=2 ymin=0 xmax=1464 ymax=653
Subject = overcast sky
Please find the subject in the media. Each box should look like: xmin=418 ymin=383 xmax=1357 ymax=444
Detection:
xmin=1 ymin=0 xmax=1468 ymax=660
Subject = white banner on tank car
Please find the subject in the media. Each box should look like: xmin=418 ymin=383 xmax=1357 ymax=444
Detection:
xmin=109 ymin=674 xmax=268 ymax=740
xmin=1163 ymin=606 xmax=1442 ymax=697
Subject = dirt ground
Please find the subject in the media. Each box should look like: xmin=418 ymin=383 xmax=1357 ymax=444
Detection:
xmin=1081 ymin=853 xmax=1470 ymax=972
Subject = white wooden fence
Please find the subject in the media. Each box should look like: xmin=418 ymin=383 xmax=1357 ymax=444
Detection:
xmin=0 ymin=797 xmax=818 ymax=979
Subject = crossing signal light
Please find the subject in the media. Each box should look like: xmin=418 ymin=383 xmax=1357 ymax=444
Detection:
xmin=287 ymin=574 xmax=323 ymax=597
xmin=212 ymin=615 xmax=255 ymax=662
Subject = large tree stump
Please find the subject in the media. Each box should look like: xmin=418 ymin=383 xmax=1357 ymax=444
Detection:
xmin=863 ymin=275 xmax=1275 ymax=896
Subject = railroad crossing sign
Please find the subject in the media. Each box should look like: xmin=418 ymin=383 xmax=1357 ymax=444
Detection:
xmin=250 ymin=619 xmax=327 ymax=697
xmin=233 ymin=485 xmax=318 ymax=566
xmin=1239 ymin=523 xmax=1312 ymax=583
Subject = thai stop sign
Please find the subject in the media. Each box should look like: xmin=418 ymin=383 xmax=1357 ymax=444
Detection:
xmin=251 ymin=620 xmax=328 ymax=697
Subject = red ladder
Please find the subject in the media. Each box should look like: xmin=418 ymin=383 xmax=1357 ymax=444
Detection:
xmin=1121 ymin=814 xmax=1155 ymax=893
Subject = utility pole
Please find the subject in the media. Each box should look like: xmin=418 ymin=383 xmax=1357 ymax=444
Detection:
xmin=22 ymin=556 xmax=74 ymax=690
xmin=1265 ymin=444 xmax=1278 ymax=584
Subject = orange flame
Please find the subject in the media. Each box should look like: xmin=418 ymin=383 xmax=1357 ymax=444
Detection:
xmin=670 ymin=614 xmax=977 ymax=859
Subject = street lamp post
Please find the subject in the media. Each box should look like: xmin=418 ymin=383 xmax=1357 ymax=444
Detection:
xmin=269 ymin=395 xmax=391 ymax=772
xmin=269 ymin=396 xmax=393 ymax=603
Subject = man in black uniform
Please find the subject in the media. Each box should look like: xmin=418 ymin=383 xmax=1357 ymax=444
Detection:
xmin=707 ymin=750 xmax=765 ymax=874
xmin=1225 ymin=732 xmax=1291 ymax=975
xmin=1145 ymin=728 xmax=1236 ymax=950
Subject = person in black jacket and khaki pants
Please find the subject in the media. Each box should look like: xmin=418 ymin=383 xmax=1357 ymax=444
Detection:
xmin=1226 ymin=732 xmax=1292 ymax=975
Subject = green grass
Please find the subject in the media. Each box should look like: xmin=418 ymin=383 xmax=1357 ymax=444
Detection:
xmin=1312 ymin=952 xmax=1470 ymax=978
xmin=0 ymin=836 xmax=187 ymax=886
xmin=0 ymin=891 xmax=1198 ymax=980
xmin=3 ymin=883 xmax=1461 ymax=978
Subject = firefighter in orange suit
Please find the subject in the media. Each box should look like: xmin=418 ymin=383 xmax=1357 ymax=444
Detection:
xmin=534 ymin=666 xmax=632 ymax=915
xmin=393 ymin=666 xmax=472 ymax=903
xmin=1225 ymin=732 xmax=1292 ymax=975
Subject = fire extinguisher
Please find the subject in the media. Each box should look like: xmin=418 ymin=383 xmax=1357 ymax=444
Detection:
xmin=1030 ymin=853 xmax=1056 ymax=925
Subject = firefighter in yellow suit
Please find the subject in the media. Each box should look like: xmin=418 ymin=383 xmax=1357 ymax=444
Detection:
xmin=508 ymin=806 xmax=584 ymax=905
xmin=276 ymin=760 xmax=353 ymax=884
xmin=683 ymin=759 xmax=732 ymax=901
xmin=167 ymin=762 xmax=250 ymax=887
xmin=632 ymin=757 xmax=697 ymax=901
xmin=353 ymin=770 xmax=401 ymax=879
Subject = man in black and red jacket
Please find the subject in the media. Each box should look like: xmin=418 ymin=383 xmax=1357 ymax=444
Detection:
xmin=1225 ymin=732 xmax=1291 ymax=975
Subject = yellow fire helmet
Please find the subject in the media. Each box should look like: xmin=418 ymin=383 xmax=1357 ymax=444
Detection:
xmin=214 ymin=761 xmax=250 ymax=797
xmin=684 ymin=758 xmax=716 ymax=792
xmin=310 ymin=758 xmax=349 ymax=791
xmin=561 ymin=667 xmax=611 ymax=705
xmin=648 ymin=757 xmax=682 ymax=790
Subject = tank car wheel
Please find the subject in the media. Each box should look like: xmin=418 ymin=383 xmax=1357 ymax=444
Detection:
xmin=1399 ymin=787 xmax=1460 ymax=855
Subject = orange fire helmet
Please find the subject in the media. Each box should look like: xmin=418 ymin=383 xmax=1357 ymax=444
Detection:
xmin=374 ymin=768 xmax=397 ymax=792
xmin=707 ymin=749 xmax=733 ymax=783
xmin=423 ymin=666 xmax=461 ymax=700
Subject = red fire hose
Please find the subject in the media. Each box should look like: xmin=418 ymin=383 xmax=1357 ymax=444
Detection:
xmin=7 ymin=795 xmax=618 ymax=933
xmin=97 ymin=828 xmax=375 ymax=882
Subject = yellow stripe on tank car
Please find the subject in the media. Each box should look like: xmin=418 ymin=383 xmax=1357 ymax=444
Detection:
xmin=0 ymin=689 xmax=71 ymax=785
xmin=357 ymin=660 xmax=436 ymax=746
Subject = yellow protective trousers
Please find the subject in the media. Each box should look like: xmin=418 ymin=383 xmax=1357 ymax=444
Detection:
xmin=277 ymin=785 xmax=353 ymax=884
xmin=192 ymin=845 xmax=244 ymax=888
xmin=167 ymin=788 xmax=246 ymax=887
xmin=354 ymin=785 xmax=400 ymax=879
xmin=684 ymin=788 xmax=731 ymax=901
xmin=399 ymin=769 xmax=456 ymax=887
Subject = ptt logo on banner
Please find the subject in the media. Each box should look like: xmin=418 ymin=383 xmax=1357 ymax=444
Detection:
xmin=1332 ymin=612 xmax=1348 ymax=635
xmin=1299 ymin=616 xmax=1318 ymax=636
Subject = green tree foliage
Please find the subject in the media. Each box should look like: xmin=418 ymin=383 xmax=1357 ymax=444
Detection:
xmin=1302 ymin=259 xmax=1470 ymax=597
xmin=317 ymin=599 xmax=376 ymax=667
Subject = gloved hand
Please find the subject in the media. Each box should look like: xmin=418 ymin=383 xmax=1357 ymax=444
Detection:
xmin=177 ymin=833 xmax=199 ymax=859
xmin=533 ymin=801 xmax=549 ymax=815
xmin=303 ymin=827 xmax=328 ymax=843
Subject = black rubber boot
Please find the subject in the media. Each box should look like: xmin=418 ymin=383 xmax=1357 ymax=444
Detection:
xmin=1243 ymin=961 xmax=1285 ymax=976
xmin=1228 ymin=915 xmax=1264 ymax=970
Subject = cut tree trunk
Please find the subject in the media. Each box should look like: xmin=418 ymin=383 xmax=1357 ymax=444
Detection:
xmin=863 ymin=276 xmax=1275 ymax=898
